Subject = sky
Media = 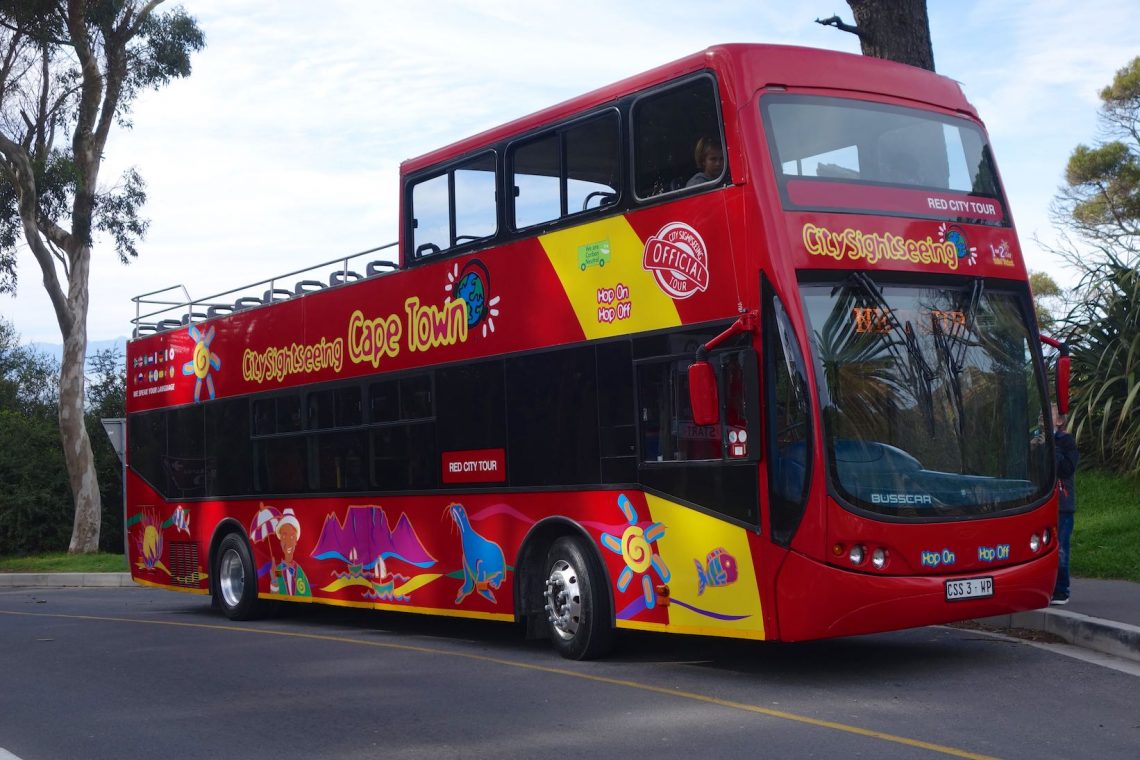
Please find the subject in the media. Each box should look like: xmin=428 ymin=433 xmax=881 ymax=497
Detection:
xmin=3 ymin=0 xmax=1139 ymax=344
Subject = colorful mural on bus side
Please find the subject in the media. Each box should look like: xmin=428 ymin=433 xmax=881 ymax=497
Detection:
xmin=126 ymin=482 xmax=766 ymax=639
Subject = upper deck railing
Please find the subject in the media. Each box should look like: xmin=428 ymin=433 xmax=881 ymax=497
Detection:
xmin=130 ymin=242 xmax=399 ymax=339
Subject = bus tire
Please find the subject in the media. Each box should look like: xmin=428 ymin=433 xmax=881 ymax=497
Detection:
xmin=214 ymin=533 xmax=262 ymax=621
xmin=543 ymin=536 xmax=614 ymax=660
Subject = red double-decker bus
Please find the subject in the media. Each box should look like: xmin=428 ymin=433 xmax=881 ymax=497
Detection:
xmin=126 ymin=44 xmax=1064 ymax=659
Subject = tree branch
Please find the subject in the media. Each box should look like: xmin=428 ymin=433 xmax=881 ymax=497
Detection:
xmin=0 ymin=17 xmax=72 ymax=48
xmin=128 ymin=0 xmax=167 ymax=37
xmin=0 ymin=132 xmax=72 ymax=335
xmin=45 ymin=235 xmax=70 ymax=278
xmin=815 ymin=15 xmax=864 ymax=38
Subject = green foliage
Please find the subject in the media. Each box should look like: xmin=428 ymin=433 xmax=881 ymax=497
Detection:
xmin=0 ymin=319 xmax=127 ymax=555
xmin=1051 ymin=56 xmax=1140 ymax=475
xmin=0 ymin=2 xmax=205 ymax=288
xmin=0 ymin=409 xmax=74 ymax=554
xmin=0 ymin=318 xmax=70 ymax=555
xmin=1098 ymin=57 xmax=1140 ymax=137
xmin=94 ymin=167 xmax=150 ymax=262
xmin=130 ymin=7 xmax=206 ymax=88
xmin=1064 ymin=253 xmax=1140 ymax=474
xmin=1028 ymin=270 xmax=1064 ymax=332
xmin=1065 ymin=142 xmax=1140 ymax=227
xmin=1071 ymin=470 xmax=1140 ymax=582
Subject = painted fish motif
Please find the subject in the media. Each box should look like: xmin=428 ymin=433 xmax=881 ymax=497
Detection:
xmin=695 ymin=547 xmax=738 ymax=595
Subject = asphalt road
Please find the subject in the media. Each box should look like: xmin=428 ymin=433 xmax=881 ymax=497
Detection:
xmin=1 ymin=587 xmax=1137 ymax=760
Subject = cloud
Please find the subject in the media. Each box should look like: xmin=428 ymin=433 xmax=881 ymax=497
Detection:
xmin=6 ymin=0 xmax=1137 ymax=341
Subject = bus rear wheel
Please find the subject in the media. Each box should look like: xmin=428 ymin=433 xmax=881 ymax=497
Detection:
xmin=542 ymin=536 xmax=613 ymax=660
xmin=214 ymin=533 xmax=262 ymax=620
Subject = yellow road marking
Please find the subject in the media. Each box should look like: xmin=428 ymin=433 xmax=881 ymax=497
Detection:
xmin=0 ymin=609 xmax=997 ymax=759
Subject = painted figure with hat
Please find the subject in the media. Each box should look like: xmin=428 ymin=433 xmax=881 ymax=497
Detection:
xmin=272 ymin=508 xmax=311 ymax=597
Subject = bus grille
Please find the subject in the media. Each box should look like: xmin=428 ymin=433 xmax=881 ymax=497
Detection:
xmin=168 ymin=541 xmax=201 ymax=588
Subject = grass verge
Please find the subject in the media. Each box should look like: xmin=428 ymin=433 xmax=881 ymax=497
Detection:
xmin=1072 ymin=470 xmax=1140 ymax=583
xmin=0 ymin=552 xmax=127 ymax=573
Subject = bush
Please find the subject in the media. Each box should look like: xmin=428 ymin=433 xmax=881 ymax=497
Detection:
xmin=0 ymin=319 xmax=126 ymax=555
xmin=0 ymin=409 xmax=73 ymax=554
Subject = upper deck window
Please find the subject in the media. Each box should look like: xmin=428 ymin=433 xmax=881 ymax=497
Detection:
xmin=510 ymin=110 xmax=620 ymax=231
xmin=633 ymin=75 xmax=726 ymax=199
xmin=762 ymin=95 xmax=1007 ymax=224
xmin=410 ymin=151 xmax=497 ymax=260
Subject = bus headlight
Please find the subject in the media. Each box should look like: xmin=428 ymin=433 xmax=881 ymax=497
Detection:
xmin=1029 ymin=533 xmax=1041 ymax=552
xmin=1042 ymin=528 xmax=1051 ymax=545
xmin=871 ymin=548 xmax=888 ymax=569
xmin=848 ymin=545 xmax=865 ymax=565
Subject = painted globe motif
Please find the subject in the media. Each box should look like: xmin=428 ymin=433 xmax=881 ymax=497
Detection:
xmin=946 ymin=228 xmax=969 ymax=259
xmin=456 ymin=271 xmax=486 ymax=327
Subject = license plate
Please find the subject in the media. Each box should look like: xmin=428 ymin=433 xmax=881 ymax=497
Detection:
xmin=945 ymin=576 xmax=994 ymax=601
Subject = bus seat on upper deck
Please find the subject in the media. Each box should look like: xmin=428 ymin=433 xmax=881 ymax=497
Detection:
xmin=206 ymin=303 xmax=235 ymax=318
xmin=180 ymin=311 xmax=207 ymax=325
xmin=366 ymin=260 xmax=397 ymax=277
xmin=263 ymin=288 xmax=292 ymax=303
xmin=295 ymin=280 xmax=326 ymax=295
xmin=330 ymin=270 xmax=362 ymax=286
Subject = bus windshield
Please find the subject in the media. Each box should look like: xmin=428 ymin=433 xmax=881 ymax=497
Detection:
xmin=763 ymin=95 xmax=1005 ymax=224
xmin=801 ymin=278 xmax=1050 ymax=518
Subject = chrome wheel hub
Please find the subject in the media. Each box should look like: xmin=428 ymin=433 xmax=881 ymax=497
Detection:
xmin=544 ymin=559 xmax=582 ymax=641
xmin=218 ymin=548 xmax=245 ymax=608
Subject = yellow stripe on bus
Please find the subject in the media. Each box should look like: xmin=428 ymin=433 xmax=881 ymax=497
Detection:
xmin=540 ymin=216 xmax=681 ymax=339
xmin=615 ymin=618 xmax=766 ymax=641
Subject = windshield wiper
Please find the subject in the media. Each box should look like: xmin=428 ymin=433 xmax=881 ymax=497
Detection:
xmin=931 ymin=277 xmax=984 ymax=457
xmin=847 ymin=272 xmax=938 ymax=434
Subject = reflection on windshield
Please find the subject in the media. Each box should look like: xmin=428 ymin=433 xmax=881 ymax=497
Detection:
xmin=803 ymin=279 xmax=1050 ymax=518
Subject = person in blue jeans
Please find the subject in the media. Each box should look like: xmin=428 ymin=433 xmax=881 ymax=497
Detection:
xmin=1052 ymin=403 xmax=1079 ymax=605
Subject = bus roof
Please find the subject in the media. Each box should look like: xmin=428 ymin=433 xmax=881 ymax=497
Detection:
xmin=400 ymin=43 xmax=976 ymax=176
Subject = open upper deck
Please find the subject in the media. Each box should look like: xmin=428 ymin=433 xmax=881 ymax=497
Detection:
xmin=131 ymin=43 xmax=981 ymax=338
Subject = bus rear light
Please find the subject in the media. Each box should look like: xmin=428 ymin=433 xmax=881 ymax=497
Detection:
xmin=1029 ymin=533 xmax=1041 ymax=553
xmin=871 ymin=548 xmax=888 ymax=570
xmin=848 ymin=545 xmax=865 ymax=565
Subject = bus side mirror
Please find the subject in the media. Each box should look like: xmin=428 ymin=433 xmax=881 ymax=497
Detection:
xmin=1056 ymin=354 xmax=1070 ymax=416
xmin=688 ymin=361 xmax=719 ymax=426
xmin=1040 ymin=335 xmax=1070 ymax=417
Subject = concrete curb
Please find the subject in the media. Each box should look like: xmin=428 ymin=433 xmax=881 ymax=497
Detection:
xmin=0 ymin=573 xmax=134 ymax=588
xmin=977 ymin=609 xmax=1140 ymax=664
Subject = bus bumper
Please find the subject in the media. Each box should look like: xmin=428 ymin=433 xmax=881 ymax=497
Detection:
xmin=773 ymin=548 xmax=1058 ymax=641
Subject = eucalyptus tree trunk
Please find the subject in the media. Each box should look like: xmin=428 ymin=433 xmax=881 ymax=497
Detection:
xmin=60 ymin=257 xmax=99 ymax=553
xmin=847 ymin=0 xmax=935 ymax=72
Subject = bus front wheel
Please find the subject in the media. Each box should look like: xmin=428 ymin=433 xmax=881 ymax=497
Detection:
xmin=542 ymin=536 xmax=613 ymax=660
xmin=214 ymin=533 xmax=262 ymax=620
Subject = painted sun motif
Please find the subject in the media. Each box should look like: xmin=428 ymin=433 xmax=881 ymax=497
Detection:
xmin=137 ymin=508 xmax=164 ymax=571
xmin=601 ymin=494 xmax=670 ymax=609
xmin=181 ymin=324 xmax=221 ymax=401
xmin=444 ymin=260 xmax=501 ymax=337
